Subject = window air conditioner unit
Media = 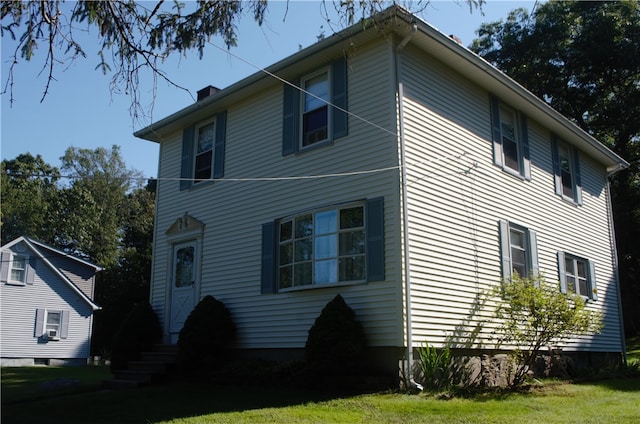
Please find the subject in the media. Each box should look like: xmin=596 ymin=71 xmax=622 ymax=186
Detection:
xmin=47 ymin=329 xmax=58 ymax=339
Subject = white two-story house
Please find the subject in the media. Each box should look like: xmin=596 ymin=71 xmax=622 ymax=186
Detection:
xmin=135 ymin=6 xmax=628 ymax=381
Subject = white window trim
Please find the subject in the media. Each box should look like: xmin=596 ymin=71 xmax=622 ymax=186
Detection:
xmin=499 ymin=220 xmax=539 ymax=281
xmin=8 ymin=253 xmax=28 ymax=286
xmin=299 ymin=66 xmax=332 ymax=151
xmin=557 ymin=251 xmax=597 ymax=301
xmin=278 ymin=201 xmax=366 ymax=291
xmin=553 ymin=138 xmax=583 ymax=205
xmin=193 ymin=118 xmax=216 ymax=184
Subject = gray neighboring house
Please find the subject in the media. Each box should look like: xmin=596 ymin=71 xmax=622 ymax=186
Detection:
xmin=135 ymin=6 xmax=629 ymax=380
xmin=1 ymin=236 xmax=101 ymax=366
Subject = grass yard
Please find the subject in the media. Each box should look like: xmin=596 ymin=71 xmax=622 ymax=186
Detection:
xmin=2 ymin=338 xmax=639 ymax=424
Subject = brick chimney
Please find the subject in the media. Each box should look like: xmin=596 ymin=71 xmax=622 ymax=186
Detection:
xmin=197 ymin=85 xmax=220 ymax=101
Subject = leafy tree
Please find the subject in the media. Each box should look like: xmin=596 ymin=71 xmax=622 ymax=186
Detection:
xmin=471 ymin=0 xmax=640 ymax=336
xmin=1 ymin=0 xmax=483 ymax=119
xmin=58 ymin=145 xmax=144 ymax=266
xmin=1 ymin=153 xmax=62 ymax=245
xmin=491 ymin=274 xmax=603 ymax=387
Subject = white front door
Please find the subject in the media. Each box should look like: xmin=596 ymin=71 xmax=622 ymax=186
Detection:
xmin=169 ymin=242 xmax=197 ymax=337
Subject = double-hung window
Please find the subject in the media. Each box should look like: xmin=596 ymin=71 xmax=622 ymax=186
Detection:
xmin=557 ymin=252 xmax=597 ymax=300
xmin=9 ymin=255 xmax=27 ymax=285
xmin=282 ymin=57 xmax=348 ymax=155
xmin=551 ymin=136 xmax=583 ymax=204
xmin=261 ymin=197 xmax=385 ymax=293
xmin=35 ymin=308 xmax=69 ymax=339
xmin=179 ymin=111 xmax=227 ymax=190
xmin=499 ymin=220 xmax=539 ymax=280
xmin=490 ymin=95 xmax=531 ymax=179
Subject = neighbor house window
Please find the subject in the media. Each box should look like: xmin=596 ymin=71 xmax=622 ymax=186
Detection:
xmin=261 ymin=197 xmax=385 ymax=293
xmin=9 ymin=255 xmax=27 ymax=284
xmin=35 ymin=309 xmax=69 ymax=339
xmin=551 ymin=137 xmax=583 ymax=204
xmin=490 ymin=95 xmax=531 ymax=179
xmin=282 ymin=58 xmax=348 ymax=156
xmin=499 ymin=220 xmax=539 ymax=280
xmin=557 ymin=252 xmax=597 ymax=300
xmin=179 ymin=111 xmax=227 ymax=190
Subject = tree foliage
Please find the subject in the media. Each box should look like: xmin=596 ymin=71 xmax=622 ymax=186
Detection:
xmin=471 ymin=0 xmax=640 ymax=336
xmin=1 ymin=0 xmax=483 ymax=120
xmin=492 ymin=274 xmax=603 ymax=386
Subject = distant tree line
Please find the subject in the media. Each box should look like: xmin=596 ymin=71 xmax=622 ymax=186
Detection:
xmin=1 ymin=146 xmax=155 ymax=357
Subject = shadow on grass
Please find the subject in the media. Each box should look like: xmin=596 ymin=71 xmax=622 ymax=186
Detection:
xmin=2 ymin=381 xmax=359 ymax=424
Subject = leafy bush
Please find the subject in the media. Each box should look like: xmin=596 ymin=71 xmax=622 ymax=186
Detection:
xmin=110 ymin=302 xmax=162 ymax=371
xmin=305 ymin=294 xmax=367 ymax=374
xmin=177 ymin=295 xmax=237 ymax=374
xmin=417 ymin=340 xmax=452 ymax=389
xmin=491 ymin=274 xmax=603 ymax=386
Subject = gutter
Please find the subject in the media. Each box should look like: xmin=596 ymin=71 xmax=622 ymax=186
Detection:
xmin=395 ymin=23 xmax=423 ymax=391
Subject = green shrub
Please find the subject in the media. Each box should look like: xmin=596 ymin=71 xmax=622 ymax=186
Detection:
xmin=491 ymin=274 xmax=603 ymax=386
xmin=110 ymin=302 xmax=162 ymax=371
xmin=305 ymin=294 xmax=367 ymax=374
xmin=417 ymin=340 xmax=452 ymax=389
xmin=177 ymin=295 xmax=237 ymax=374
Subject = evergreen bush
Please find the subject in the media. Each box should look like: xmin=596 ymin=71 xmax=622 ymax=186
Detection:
xmin=177 ymin=295 xmax=237 ymax=374
xmin=305 ymin=294 xmax=367 ymax=374
xmin=110 ymin=302 xmax=162 ymax=371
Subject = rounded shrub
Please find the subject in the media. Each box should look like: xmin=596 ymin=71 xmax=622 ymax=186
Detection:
xmin=305 ymin=294 xmax=367 ymax=372
xmin=177 ymin=295 xmax=237 ymax=374
xmin=110 ymin=302 xmax=162 ymax=371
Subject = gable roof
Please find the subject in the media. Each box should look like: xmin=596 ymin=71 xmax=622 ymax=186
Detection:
xmin=1 ymin=236 xmax=101 ymax=311
xmin=134 ymin=5 xmax=628 ymax=173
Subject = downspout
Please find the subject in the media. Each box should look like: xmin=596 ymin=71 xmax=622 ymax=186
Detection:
xmin=605 ymin=171 xmax=627 ymax=366
xmin=395 ymin=24 xmax=422 ymax=391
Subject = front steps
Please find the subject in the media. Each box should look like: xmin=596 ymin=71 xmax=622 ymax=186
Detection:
xmin=103 ymin=344 xmax=178 ymax=389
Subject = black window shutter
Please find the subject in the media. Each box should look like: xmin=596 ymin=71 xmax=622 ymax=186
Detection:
xmin=520 ymin=113 xmax=531 ymax=180
xmin=332 ymin=57 xmax=348 ymax=139
xmin=213 ymin=111 xmax=227 ymax=179
xmin=180 ymin=126 xmax=195 ymax=190
xmin=261 ymin=222 xmax=276 ymax=293
xmin=573 ymin=148 xmax=583 ymax=205
xmin=366 ymin=197 xmax=385 ymax=282
xmin=282 ymin=81 xmax=300 ymax=156
xmin=551 ymin=136 xmax=563 ymax=196
xmin=489 ymin=94 xmax=503 ymax=167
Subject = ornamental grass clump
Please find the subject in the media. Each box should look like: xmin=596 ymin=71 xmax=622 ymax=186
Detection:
xmin=417 ymin=340 xmax=452 ymax=390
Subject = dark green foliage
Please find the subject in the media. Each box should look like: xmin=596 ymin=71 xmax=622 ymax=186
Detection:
xmin=305 ymin=294 xmax=367 ymax=371
xmin=110 ymin=302 xmax=162 ymax=371
xmin=177 ymin=295 xmax=237 ymax=374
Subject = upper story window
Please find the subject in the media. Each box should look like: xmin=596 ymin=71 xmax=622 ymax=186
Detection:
xmin=194 ymin=121 xmax=215 ymax=182
xmin=282 ymin=57 xmax=348 ymax=156
xmin=1 ymin=249 xmax=35 ymax=286
xmin=499 ymin=220 xmax=539 ymax=280
xmin=551 ymin=137 xmax=583 ymax=205
xmin=302 ymin=70 xmax=330 ymax=148
xmin=489 ymin=95 xmax=531 ymax=180
xmin=557 ymin=252 xmax=597 ymax=300
xmin=179 ymin=111 xmax=227 ymax=191
xmin=261 ymin=197 xmax=385 ymax=294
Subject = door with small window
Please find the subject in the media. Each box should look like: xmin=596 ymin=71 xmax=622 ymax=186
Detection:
xmin=169 ymin=242 xmax=197 ymax=336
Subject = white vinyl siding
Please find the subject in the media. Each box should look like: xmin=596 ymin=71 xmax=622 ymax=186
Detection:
xmin=399 ymin=44 xmax=621 ymax=353
xmin=150 ymin=39 xmax=403 ymax=348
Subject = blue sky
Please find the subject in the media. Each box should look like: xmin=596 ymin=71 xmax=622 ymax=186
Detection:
xmin=1 ymin=1 xmax=536 ymax=180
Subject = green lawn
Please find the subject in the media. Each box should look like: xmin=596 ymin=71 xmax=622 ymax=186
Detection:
xmin=2 ymin=340 xmax=639 ymax=424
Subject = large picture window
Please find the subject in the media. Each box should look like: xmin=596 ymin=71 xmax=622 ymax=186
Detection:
xmin=278 ymin=204 xmax=365 ymax=289
xmin=261 ymin=197 xmax=384 ymax=294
